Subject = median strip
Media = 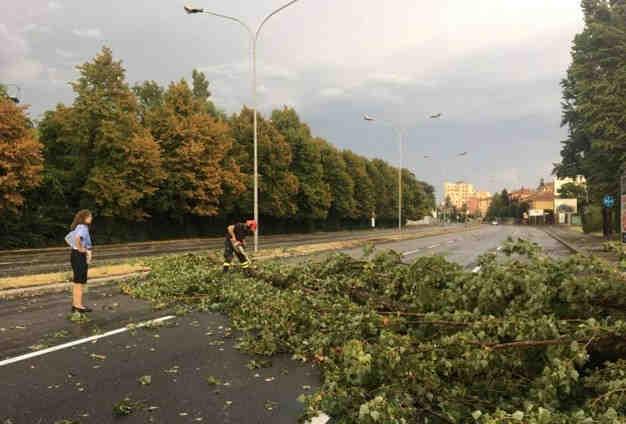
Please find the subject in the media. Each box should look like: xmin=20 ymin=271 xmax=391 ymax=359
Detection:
xmin=1 ymin=225 xmax=482 ymax=298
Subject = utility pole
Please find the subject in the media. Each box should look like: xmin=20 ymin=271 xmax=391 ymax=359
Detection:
xmin=185 ymin=1 xmax=303 ymax=252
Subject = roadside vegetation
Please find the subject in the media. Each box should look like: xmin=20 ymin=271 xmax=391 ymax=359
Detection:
xmin=555 ymin=1 xmax=626 ymax=229
xmin=0 ymin=48 xmax=434 ymax=249
xmin=122 ymin=239 xmax=626 ymax=423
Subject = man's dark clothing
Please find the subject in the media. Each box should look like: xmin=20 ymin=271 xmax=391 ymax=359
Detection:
xmin=223 ymin=223 xmax=252 ymax=271
xmin=225 ymin=223 xmax=252 ymax=243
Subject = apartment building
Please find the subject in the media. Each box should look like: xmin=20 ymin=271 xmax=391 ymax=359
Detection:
xmin=467 ymin=191 xmax=492 ymax=217
xmin=444 ymin=181 xmax=475 ymax=209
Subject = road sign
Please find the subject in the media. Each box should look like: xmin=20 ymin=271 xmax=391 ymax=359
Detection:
xmin=603 ymin=195 xmax=615 ymax=208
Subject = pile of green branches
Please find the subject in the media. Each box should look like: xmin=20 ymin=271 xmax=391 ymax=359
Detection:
xmin=123 ymin=239 xmax=626 ymax=423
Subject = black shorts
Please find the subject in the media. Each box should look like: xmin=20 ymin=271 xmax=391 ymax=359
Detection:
xmin=70 ymin=249 xmax=88 ymax=284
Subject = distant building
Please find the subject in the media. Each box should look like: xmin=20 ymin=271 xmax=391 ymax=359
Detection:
xmin=509 ymin=187 xmax=533 ymax=202
xmin=467 ymin=191 xmax=492 ymax=217
xmin=554 ymin=175 xmax=586 ymax=197
xmin=554 ymin=198 xmax=578 ymax=224
xmin=507 ymin=176 xmax=586 ymax=225
xmin=554 ymin=176 xmax=585 ymax=224
xmin=444 ymin=181 xmax=475 ymax=209
xmin=528 ymin=191 xmax=555 ymax=212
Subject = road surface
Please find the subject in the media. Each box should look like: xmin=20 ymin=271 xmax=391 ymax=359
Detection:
xmin=0 ymin=225 xmax=569 ymax=423
xmin=342 ymin=224 xmax=570 ymax=266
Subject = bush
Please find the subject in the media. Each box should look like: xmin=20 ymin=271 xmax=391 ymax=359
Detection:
xmin=582 ymin=205 xmax=603 ymax=234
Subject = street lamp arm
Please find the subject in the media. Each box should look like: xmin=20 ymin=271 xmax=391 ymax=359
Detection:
xmin=199 ymin=10 xmax=253 ymax=35
xmin=255 ymin=0 xmax=301 ymax=40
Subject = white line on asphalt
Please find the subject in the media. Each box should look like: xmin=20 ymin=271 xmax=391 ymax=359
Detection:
xmin=448 ymin=240 xmax=455 ymax=244
xmin=497 ymin=246 xmax=503 ymax=251
xmin=472 ymin=266 xmax=481 ymax=273
xmin=401 ymin=248 xmax=421 ymax=256
xmin=0 ymin=315 xmax=176 ymax=368
xmin=427 ymin=244 xmax=440 ymax=249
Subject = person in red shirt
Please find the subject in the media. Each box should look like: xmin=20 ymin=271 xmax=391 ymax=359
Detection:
xmin=223 ymin=220 xmax=257 ymax=272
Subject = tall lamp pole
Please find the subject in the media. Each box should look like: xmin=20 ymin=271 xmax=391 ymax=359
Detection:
xmin=363 ymin=113 xmax=442 ymax=232
xmin=185 ymin=1 xmax=302 ymax=252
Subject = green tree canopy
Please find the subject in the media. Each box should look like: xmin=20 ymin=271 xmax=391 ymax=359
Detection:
xmin=342 ymin=150 xmax=375 ymax=220
xmin=555 ymin=1 xmax=626 ymax=203
xmin=271 ymin=107 xmax=331 ymax=221
xmin=191 ymin=69 xmax=221 ymax=118
xmin=368 ymin=159 xmax=396 ymax=221
xmin=229 ymin=107 xmax=299 ymax=219
xmin=40 ymin=47 xmax=164 ymax=220
xmin=140 ymin=79 xmax=244 ymax=218
xmin=316 ymin=138 xmax=356 ymax=220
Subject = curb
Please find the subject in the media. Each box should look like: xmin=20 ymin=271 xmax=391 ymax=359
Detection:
xmin=0 ymin=271 xmax=149 ymax=300
xmin=541 ymin=228 xmax=584 ymax=255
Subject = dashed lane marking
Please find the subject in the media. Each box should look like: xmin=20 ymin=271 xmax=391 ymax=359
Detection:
xmin=401 ymin=248 xmax=421 ymax=256
xmin=0 ymin=315 xmax=176 ymax=368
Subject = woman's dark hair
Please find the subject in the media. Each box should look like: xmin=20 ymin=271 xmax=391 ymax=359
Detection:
xmin=70 ymin=209 xmax=92 ymax=230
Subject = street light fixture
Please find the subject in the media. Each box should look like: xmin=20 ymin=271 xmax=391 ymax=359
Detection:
xmin=363 ymin=113 xmax=443 ymax=232
xmin=184 ymin=1 xmax=302 ymax=252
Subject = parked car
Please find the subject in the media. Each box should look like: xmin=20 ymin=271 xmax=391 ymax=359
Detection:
xmin=491 ymin=220 xmax=499 ymax=225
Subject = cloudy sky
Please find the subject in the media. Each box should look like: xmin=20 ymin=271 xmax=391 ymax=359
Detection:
xmin=1 ymin=0 xmax=584 ymax=199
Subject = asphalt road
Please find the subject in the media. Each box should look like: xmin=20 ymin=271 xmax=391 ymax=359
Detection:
xmin=0 ymin=225 xmax=569 ymax=424
xmin=341 ymin=224 xmax=570 ymax=266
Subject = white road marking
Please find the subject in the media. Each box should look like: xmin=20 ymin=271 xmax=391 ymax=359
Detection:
xmin=497 ymin=246 xmax=503 ymax=251
xmin=401 ymin=248 xmax=421 ymax=256
xmin=427 ymin=244 xmax=440 ymax=249
xmin=0 ymin=315 xmax=176 ymax=368
xmin=472 ymin=266 xmax=481 ymax=273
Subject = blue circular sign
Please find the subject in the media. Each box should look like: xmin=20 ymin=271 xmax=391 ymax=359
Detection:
xmin=603 ymin=195 xmax=615 ymax=208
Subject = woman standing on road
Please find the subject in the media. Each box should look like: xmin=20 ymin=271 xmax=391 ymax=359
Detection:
xmin=66 ymin=210 xmax=93 ymax=313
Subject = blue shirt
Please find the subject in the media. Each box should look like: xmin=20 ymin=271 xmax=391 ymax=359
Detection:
xmin=66 ymin=224 xmax=93 ymax=250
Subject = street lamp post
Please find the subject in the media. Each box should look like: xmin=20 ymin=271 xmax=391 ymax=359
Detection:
xmin=363 ymin=113 xmax=442 ymax=232
xmin=185 ymin=1 xmax=302 ymax=252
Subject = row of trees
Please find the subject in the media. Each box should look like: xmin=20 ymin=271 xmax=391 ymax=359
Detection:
xmin=555 ymin=1 xmax=626 ymax=208
xmin=486 ymin=189 xmax=529 ymax=220
xmin=0 ymin=47 xmax=435 ymax=248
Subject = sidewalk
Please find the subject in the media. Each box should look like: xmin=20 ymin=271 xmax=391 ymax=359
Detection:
xmin=542 ymin=225 xmax=621 ymax=262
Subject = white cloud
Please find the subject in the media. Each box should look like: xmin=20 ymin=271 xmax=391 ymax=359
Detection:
xmin=55 ymin=48 xmax=74 ymax=58
xmin=23 ymin=23 xmax=51 ymax=33
xmin=366 ymin=72 xmax=414 ymax=86
xmin=319 ymin=87 xmax=345 ymax=98
xmin=0 ymin=23 xmax=44 ymax=81
xmin=48 ymin=1 xmax=62 ymax=10
xmin=72 ymin=28 xmax=103 ymax=39
xmin=200 ymin=61 xmax=296 ymax=81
